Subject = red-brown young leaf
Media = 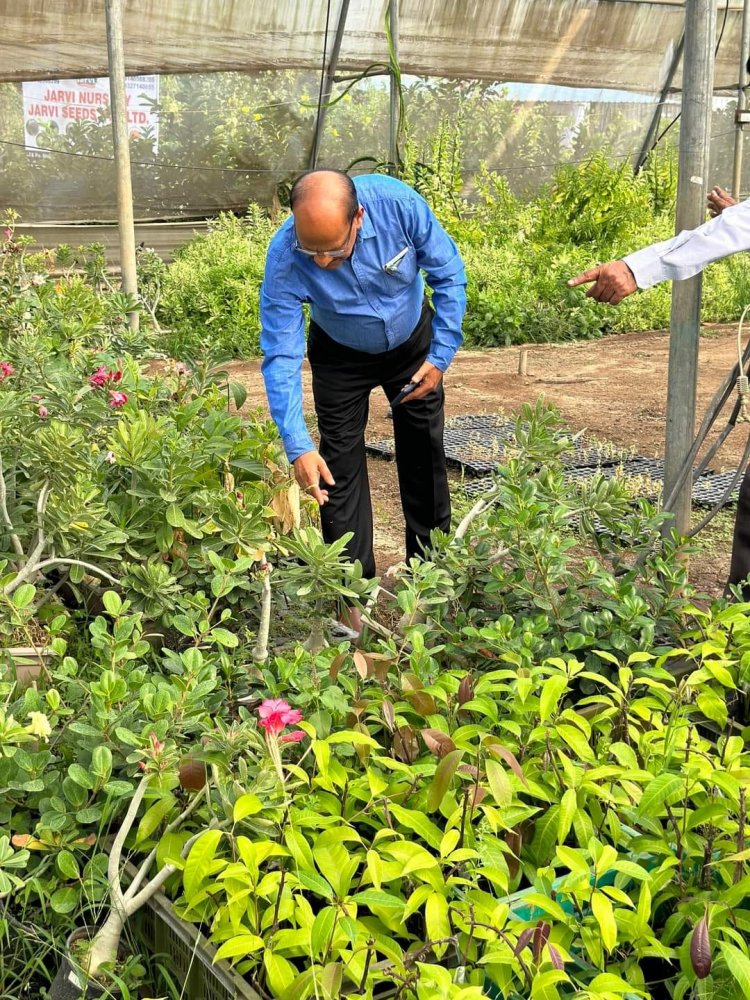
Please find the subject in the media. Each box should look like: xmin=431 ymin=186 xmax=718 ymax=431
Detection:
xmin=485 ymin=739 xmax=528 ymax=787
xmin=352 ymin=650 xmax=369 ymax=680
xmin=329 ymin=653 xmax=347 ymax=682
xmin=514 ymin=928 xmax=534 ymax=956
xmin=421 ymin=728 xmax=457 ymax=758
xmin=382 ymin=699 xmax=395 ymax=732
xmin=690 ymin=911 xmax=711 ymax=980
xmin=547 ymin=943 xmax=565 ymax=970
xmin=457 ymin=674 xmax=473 ymax=706
xmin=533 ymin=922 xmax=550 ymax=962
xmin=407 ymin=690 xmax=438 ymax=717
xmin=393 ymin=725 xmax=419 ymax=764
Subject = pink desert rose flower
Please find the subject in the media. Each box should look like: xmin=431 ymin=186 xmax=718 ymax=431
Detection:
xmin=257 ymin=698 xmax=303 ymax=737
xmin=0 ymin=362 xmax=15 ymax=380
xmin=3 ymin=229 xmax=11 ymax=241
xmin=37 ymin=404 xmax=48 ymax=419
xmin=279 ymin=729 xmax=306 ymax=744
xmin=90 ymin=366 xmax=122 ymax=388
xmin=108 ymin=391 xmax=128 ymax=409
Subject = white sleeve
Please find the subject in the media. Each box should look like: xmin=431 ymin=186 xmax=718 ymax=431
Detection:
xmin=623 ymin=198 xmax=750 ymax=289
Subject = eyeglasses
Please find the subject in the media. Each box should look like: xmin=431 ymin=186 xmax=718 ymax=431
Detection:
xmin=293 ymin=217 xmax=355 ymax=259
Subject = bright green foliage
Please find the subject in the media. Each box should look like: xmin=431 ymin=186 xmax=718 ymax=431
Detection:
xmin=159 ymin=209 xmax=278 ymax=359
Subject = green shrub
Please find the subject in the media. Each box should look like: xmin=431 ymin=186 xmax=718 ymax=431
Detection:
xmin=158 ymin=208 xmax=278 ymax=359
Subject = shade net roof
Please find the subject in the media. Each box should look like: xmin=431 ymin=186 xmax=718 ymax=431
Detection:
xmin=0 ymin=0 xmax=745 ymax=93
xmin=0 ymin=1 xmax=747 ymax=223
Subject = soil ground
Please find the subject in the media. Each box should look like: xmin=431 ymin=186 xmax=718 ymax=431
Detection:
xmin=228 ymin=324 xmax=748 ymax=597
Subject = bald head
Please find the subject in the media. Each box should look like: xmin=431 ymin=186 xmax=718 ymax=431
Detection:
xmin=290 ymin=169 xmax=358 ymax=220
xmin=290 ymin=169 xmax=362 ymax=269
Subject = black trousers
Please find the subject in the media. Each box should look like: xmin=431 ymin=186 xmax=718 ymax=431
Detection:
xmin=727 ymin=466 xmax=750 ymax=600
xmin=307 ymin=300 xmax=451 ymax=578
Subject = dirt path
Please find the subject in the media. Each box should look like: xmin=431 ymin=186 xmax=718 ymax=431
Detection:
xmin=229 ymin=325 xmax=747 ymax=595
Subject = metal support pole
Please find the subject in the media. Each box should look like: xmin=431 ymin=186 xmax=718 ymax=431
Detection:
xmin=388 ymin=0 xmax=400 ymax=175
xmin=309 ymin=0 xmax=351 ymax=169
xmin=104 ymin=0 xmax=138 ymax=331
xmin=635 ymin=33 xmax=685 ymax=174
xmin=732 ymin=0 xmax=750 ymax=199
xmin=663 ymin=0 xmax=716 ymax=535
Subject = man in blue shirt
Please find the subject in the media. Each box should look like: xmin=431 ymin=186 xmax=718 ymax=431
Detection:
xmin=260 ymin=169 xmax=467 ymax=585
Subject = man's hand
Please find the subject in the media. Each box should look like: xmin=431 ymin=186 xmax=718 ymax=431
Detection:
xmin=567 ymin=260 xmax=637 ymax=304
xmin=404 ymin=361 xmax=443 ymax=402
xmin=292 ymin=450 xmax=335 ymax=506
xmin=707 ymin=185 xmax=736 ymax=218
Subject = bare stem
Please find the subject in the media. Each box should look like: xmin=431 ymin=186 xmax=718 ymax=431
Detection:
xmin=4 ymin=557 xmax=118 ymax=596
xmin=0 ymin=450 xmax=24 ymax=562
xmin=124 ymin=785 xmax=208 ymax=902
xmin=252 ymin=562 xmax=273 ymax=663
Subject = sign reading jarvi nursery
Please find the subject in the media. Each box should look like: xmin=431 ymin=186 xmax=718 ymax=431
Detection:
xmin=22 ymin=74 xmax=159 ymax=150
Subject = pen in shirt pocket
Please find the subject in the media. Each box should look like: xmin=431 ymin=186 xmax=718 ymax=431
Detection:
xmin=383 ymin=246 xmax=410 ymax=274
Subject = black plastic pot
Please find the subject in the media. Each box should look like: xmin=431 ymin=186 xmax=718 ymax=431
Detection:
xmin=48 ymin=928 xmax=122 ymax=1000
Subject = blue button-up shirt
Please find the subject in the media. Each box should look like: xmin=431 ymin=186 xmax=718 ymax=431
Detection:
xmin=260 ymin=174 xmax=467 ymax=462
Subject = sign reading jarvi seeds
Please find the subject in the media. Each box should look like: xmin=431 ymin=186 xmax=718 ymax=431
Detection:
xmin=22 ymin=74 xmax=159 ymax=150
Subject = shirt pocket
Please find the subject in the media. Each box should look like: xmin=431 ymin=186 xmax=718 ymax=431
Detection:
xmin=381 ymin=245 xmax=417 ymax=293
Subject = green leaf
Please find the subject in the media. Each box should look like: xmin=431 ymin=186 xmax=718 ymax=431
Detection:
xmin=214 ymin=934 xmax=264 ymax=963
xmin=592 ymin=890 xmax=617 ymax=952
xmin=557 ymin=788 xmax=577 ymax=845
xmin=366 ymin=849 xmax=382 ymax=890
xmin=211 ymin=627 xmax=238 ymax=648
xmin=540 ymin=675 xmax=568 ymax=723
xmin=296 ymin=870 xmax=334 ymax=900
xmin=91 ymin=746 xmax=113 ymax=781
xmin=68 ymin=764 xmax=93 ymax=789
xmin=720 ymin=942 xmax=750 ymax=998
xmin=264 ymin=951 xmax=296 ymax=995
xmin=425 ymin=892 xmax=451 ymax=956
xmin=531 ymin=969 xmax=569 ymax=999
xmin=427 ymin=748 xmax=463 ymax=812
xmin=184 ymin=829 xmax=223 ymax=901
xmin=485 ymin=757 xmax=513 ymax=808
xmin=56 ymin=850 xmax=80 ymax=881
xmin=234 ymin=794 xmax=263 ymax=822
xmin=556 ymin=724 xmax=594 ymax=761
xmin=50 ymin=886 xmax=79 ymax=913
xmin=285 ymin=828 xmax=316 ymax=873
xmin=588 ymin=973 xmax=646 ymax=995
xmin=135 ymin=795 xmax=175 ymax=844
xmin=310 ymin=906 xmax=336 ymax=959
xmin=165 ymin=503 xmax=186 ymax=528
xmin=555 ymin=845 xmax=590 ymax=876
xmin=637 ymin=773 xmax=683 ymax=818
xmin=352 ymin=889 xmax=406 ymax=910
xmin=387 ymin=803 xmax=443 ymax=849
xmin=325 ymin=730 xmax=379 ymax=747
xmin=229 ymin=381 xmax=248 ymax=411
xmin=102 ymin=591 xmax=122 ymax=616
xmin=12 ymin=584 xmax=36 ymax=609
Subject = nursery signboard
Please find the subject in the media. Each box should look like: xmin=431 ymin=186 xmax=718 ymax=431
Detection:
xmin=22 ymin=74 xmax=159 ymax=150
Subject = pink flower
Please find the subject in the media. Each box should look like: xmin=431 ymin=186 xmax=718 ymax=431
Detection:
xmin=279 ymin=729 xmax=306 ymax=744
xmin=108 ymin=391 xmax=128 ymax=409
xmin=257 ymin=698 xmax=303 ymax=737
xmin=90 ymin=366 xmax=122 ymax=388
xmin=174 ymin=362 xmax=190 ymax=376
xmin=3 ymin=228 xmax=11 ymax=242
xmin=0 ymin=362 xmax=14 ymax=380
xmin=37 ymin=404 xmax=48 ymax=419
